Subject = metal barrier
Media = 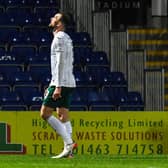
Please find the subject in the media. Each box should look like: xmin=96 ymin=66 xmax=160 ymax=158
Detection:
xmin=110 ymin=31 xmax=127 ymax=74
xmin=76 ymin=0 xmax=94 ymax=37
xmin=93 ymin=10 xmax=112 ymax=58
xmin=144 ymin=68 xmax=164 ymax=111
xmin=127 ymin=49 xmax=146 ymax=99
xmin=60 ymin=0 xmax=77 ymax=20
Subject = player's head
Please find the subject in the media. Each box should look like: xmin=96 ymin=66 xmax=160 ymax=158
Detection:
xmin=49 ymin=12 xmax=71 ymax=31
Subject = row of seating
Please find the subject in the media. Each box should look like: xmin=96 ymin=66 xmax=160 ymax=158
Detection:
xmin=0 ymin=47 xmax=107 ymax=67
xmin=0 ymin=0 xmax=59 ymax=7
xmin=0 ymin=65 xmax=126 ymax=87
xmin=0 ymin=85 xmax=144 ymax=111
xmin=0 ymin=28 xmax=92 ymax=46
xmin=0 ymin=0 xmax=145 ymax=111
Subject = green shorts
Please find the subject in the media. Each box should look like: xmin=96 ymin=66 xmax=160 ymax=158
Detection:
xmin=42 ymin=86 xmax=74 ymax=109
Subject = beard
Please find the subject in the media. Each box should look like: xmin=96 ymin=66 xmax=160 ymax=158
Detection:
xmin=48 ymin=23 xmax=57 ymax=33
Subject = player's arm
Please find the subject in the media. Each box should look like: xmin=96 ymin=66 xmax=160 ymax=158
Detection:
xmin=52 ymin=37 xmax=64 ymax=100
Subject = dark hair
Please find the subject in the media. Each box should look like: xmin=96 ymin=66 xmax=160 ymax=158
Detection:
xmin=60 ymin=12 xmax=72 ymax=28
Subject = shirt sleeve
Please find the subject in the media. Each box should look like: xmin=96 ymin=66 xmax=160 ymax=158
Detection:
xmin=52 ymin=37 xmax=64 ymax=87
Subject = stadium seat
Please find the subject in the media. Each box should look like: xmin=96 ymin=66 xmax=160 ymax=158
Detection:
xmin=86 ymin=66 xmax=110 ymax=76
xmin=30 ymin=0 xmax=59 ymax=7
xmin=98 ymin=71 xmax=127 ymax=87
xmin=0 ymin=72 xmax=11 ymax=88
xmin=28 ymin=64 xmax=50 ymax=83
xmin=34 ymin=6 xmax=59 ymax=19
xmin=39 ymin=45 xmax=50 ymax=55
xmin=85 ymin=66 xmax=111 ymax=86
xmin=102 ymin=86 xmax=128 ymax=106
xmin=0 ymin=90 xmax=24 ymax=106
xmin=13 ymin=84 xmax=40 ymax=94
xmin=9 ymin=71 xmax=37 ymax=85
xmin=6 ymin=6 xmax=33 ymax=15
xmin=2 ymin=0 xmax=29 ymax=6
xmin=118 ymin=91 xmax=144 ymax=111
xmin=10 ymin=45 xmax=37 ymax=63
xmin=74 ymin=71 xmax=91 ymax=87
xmin=40 ymin=73 xmax=51 ymax=88
xmin=22 ymin=90 xmax=43 ymax=107
xmin=71 ymin=88 xmax=88 ymax=111
xmin=87 ymin=89 xmax=113 ymax=109
xmin=68 ymin=32 xmax=92 ymax=46
xmin=0 ymin=73 xmax=9 ymax=85
xmin=0 ymin=64 xmax=24 ymax=74
xmin=0 ymin=13 xmax=9 ymax=25
xmin=6 ymin=7 xmax=34 ymax=26
xmin=0 ymin=85 xmax=12 ymax=94
xmin=26 ymin=54 xmax=50 ymax=66
xmin=0 ymin=26 xmax=20 ymax=44
xmin=90 ymin=51 xmax=109 ymax=66
xmin=22 ymin=30 xmax=52 ymax=46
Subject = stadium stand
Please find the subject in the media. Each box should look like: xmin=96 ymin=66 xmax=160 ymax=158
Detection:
xmin=0 ymin=0 xmax=146 ymax=111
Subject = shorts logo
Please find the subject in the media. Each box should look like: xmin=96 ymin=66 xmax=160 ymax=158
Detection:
xmin=0 ymin=122 xmax=26 ymax=154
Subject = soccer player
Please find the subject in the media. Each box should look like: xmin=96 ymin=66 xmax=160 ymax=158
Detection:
xmin=40 ymin=12 xmax=76 ymax=158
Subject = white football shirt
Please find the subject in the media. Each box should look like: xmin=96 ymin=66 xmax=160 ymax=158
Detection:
xmin=49 ymin=31 xmax=76 ymax=87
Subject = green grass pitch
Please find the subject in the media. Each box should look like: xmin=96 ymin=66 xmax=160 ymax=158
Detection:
xmin=0 ymin=155 xmax=168 ymax=168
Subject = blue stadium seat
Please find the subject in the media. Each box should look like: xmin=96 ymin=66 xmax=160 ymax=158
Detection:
xmin=0 ymin=73 xmax=8 ymax=85
xmin=85 ymin=66 xmax=111 ymax=86
xmin=13 ymin=84 xmax=40 ymax=95
xmin=9 ymin=71 xmax=37 ymax=85
xmin=0 ymin=26 xmax=20 ymax=44
xmin=39 ymin=45 xmax=50 ymax=55
xmin=28 ymin=64 xmax=50 ymax=83
xmin=0 ymin=90 xmax=24 ymax=106
xmin=0 ymin=87 xmax=28 ymax=110
xmin=26 ymin=54 xmax=50 ymax=66
xmin=0 ymin=85 xmax=12 ymax=94
xmin=87 ymin=89 xmax=113 ymax=109
xmin=0 ymin=64 xmax=24 ymax=74
xmin=78 ymin=32 xmax=92 ymax=46
xmin=90 ymin=51 xmax=109 ymax=66
xmin=73 ymin=46 xmax=93 ymax=68
xmin=74 ymin=71 xmax=90 ymax=87
xmin=6 ymin=6 xmax=33 ymax=15
xmin=97 ymin=71 xmax=127 ymax=87
xmin=29 ymin=0 xmax=59 ymax=7
xmin=5 ymin=7 xmax=34 ymax=26
xmin=40 ymin=73 xmax=51 ymax=88
xmin=23 ymin=31 xmax=52 ymax=46
xmin=68 ymin=32 xmax=92 ymax=46
xmin=22 ymin=90 xmax=43 ymax=107
xmin=34 ymin=6 xmax=59 ymax=19
xmin=102 ymin=86 xmax=128 ymax=106
xmin=86 ymin=66 xmax=110 ymax=76
xmin=2 ymin=0 xmax=29 ymax=6
xmin=10 ymin=45 xmax=37 ymax=63
xmin=118 ymin=91 xmax=144 ymax=111
xmin=0 ymin=13 xmax=9 ymax=25
xmin=71 ymin=88 xmax=88 ymax=110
